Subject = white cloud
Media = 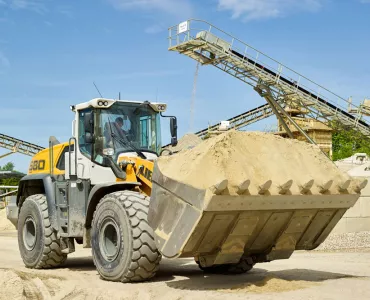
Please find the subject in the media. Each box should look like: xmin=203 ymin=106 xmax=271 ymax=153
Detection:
xmin=0 ymin=0 xmax=47 ymax=14
xmin=107 ymin=0 xmax=192 ymax=17
xmin=21 ymin=69 xmax=181 ymax=88
xmin=0 ymin=51 xmax=10 ymax=68
xmin=145 ymin=23 xmax=164 ymax=34
xmin=218 ymin=0 xmax=324 ymax=21
xmin=57 ymin=6 xmax=73 ymax=18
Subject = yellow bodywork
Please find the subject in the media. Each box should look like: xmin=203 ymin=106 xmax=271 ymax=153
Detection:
xmin=117 ymin=156 xmax=154 ymax=196
xmin=28 ymin=142 xmax=154 ymax=196
xmin=28 ymin=142 xmax=69 ymax=176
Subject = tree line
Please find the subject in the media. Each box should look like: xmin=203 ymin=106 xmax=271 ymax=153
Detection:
xmin=0 ymin=162 xmax=21 ymax=188
xmin=331 ymin=123 xmax=370 ymax=161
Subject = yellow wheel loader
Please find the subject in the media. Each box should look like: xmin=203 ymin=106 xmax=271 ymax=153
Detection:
xmin=9 ymin=97 xmax=366 ymax=282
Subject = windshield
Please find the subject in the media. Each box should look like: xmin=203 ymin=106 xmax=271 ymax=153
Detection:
xmin=92 ymin=102 xmax=161 ymax=163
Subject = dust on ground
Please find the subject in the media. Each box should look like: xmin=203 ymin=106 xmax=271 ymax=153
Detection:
xmin=221 ymin=275 xmax=317 ymax=293
xmin=0 ymin=207 xmax=15 ymax=231
xmin=158 ymin=131 xmax=352 ymax=195
xmin=1 ymin=233 xmax=370 ymax=300
xmin=0 ymin=269 xmax=67 ymax=300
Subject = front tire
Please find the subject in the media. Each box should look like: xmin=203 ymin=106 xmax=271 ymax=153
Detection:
xmin=91 ymin=191 xmax=161 ymax=282
xmin=18 ymin=194 xmax=67 ymax=268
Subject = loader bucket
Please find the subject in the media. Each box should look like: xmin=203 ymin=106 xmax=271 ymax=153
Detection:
xmin=148 ymin=132 xmax=365 ymax=267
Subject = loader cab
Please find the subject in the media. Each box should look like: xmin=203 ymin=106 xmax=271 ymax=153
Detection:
xmin=70 ymin=98 xmax=177 ymax=183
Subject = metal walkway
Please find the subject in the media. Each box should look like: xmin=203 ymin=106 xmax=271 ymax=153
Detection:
xmin=169 ymin=20 xmax=370 ymax=137
xmin=0 ymin=133 xmax=44 ymax=157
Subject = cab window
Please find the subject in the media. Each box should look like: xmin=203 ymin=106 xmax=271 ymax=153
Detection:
xmin=56 ymin=145 xmax=75 ymax=171
xmin=78 ymin=108 xmax=93 ymax=157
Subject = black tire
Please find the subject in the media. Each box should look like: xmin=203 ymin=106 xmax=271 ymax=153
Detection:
xmin=91 ymin=191 xmax=161 ymax=282
xmin=197 ymin=258 xmax=254 ymax=274
xmin=18 ymin=194 xmax=67 ymax=268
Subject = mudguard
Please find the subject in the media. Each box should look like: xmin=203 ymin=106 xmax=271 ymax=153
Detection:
xmin=17 ymin=174 xmax=58 ymax=230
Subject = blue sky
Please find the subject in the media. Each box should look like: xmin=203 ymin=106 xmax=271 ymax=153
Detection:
xmin=1 ymin=0 xmax=370 ymax=172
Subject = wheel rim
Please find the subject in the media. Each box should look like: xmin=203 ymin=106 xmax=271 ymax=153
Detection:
xmin=23 ymin=216 xmax=37 ymax=251
xmin=99 ymin=217 xmax=121 ymax=262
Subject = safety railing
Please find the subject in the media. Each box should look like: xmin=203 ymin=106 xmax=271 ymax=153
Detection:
xmin=168 ymin=20 xmax=368 ymax=129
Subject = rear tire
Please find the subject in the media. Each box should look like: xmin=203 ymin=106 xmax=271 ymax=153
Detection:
xmin=91 ymin=191 xmax=161 ymax=282
xmin=18 ymin=194 xmax=67 ymax=268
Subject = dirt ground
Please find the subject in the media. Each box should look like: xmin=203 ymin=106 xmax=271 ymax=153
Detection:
xmin=1 ymin=231 xmax=370 ymax=300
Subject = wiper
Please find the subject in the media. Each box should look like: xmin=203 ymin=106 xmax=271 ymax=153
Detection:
xmin=110 ymin=133 xmax=147 ymax=159
xmin=106 ymin=117 xmax=147 ymax=159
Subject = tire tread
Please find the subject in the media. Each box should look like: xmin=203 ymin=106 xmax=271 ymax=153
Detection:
xmin=20 ymin=194 xmax=67 ymax=269
xmin=92 ymin=190 xmax=161 ymax=282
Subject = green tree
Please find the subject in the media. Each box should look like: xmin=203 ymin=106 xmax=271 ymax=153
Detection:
xmin=331 ymin=123 xmax=370 ymax=161
xmin=1 ymin=177 xmax=20 ymax=187
xmin=0 ymin=162 xmax=15 ymax=171
xmin=0 ymin=162 xmax=21 ymax=190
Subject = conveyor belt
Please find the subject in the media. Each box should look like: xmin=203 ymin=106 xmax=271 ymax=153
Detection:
xmin=0 ymin=133 xmax=44 ymax=156
xmin=168 ymin=20 xmax=370 ymax=138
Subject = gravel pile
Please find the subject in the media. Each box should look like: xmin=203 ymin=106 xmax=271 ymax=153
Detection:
xmin=316 ymin=231 xmax=370 ymax=251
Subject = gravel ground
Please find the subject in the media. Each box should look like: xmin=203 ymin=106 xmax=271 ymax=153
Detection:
xmin=316 ymin=231 xmax=370 ymax=251
xmin=2 ymin=232 xmax=370 ymax=300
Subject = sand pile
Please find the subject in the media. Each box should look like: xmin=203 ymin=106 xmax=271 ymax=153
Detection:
xmin=158 ymin=131 xmax=351 ymax=195
xmin=0 ymin=270 xmax=25 ymax=300
xmin=165 ymin=133 xmax=202 ymax=153
xmin=0 ymin=208 xmax=15 ymax=231
xmin=0 ymin=269 xmax=66 ymax=300
xmin=223 ymin=275 xmax=316 ymax=293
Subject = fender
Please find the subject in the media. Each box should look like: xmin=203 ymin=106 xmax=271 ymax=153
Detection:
xmin=17 ymin=173 xmax=58 ymax=230
xmin=85 ymin=182 xmax=141 ymax=228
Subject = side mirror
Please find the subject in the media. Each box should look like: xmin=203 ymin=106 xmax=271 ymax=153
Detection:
xmin=84 ymin=112 xmax=94 ymax=144
xmin=170 ymin=117 xmax=178 ymax=147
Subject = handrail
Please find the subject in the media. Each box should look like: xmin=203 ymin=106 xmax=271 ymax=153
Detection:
xmin=168 ymin=19 xmax=362 ymax=112
xmin=168 ymin=19 xmax=370 ymax=139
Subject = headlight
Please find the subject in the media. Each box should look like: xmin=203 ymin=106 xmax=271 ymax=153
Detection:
xmin=157 ymin=104 xmax=166 ymax=111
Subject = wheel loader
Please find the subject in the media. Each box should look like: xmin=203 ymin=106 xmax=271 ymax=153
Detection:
xmin=8 ymin=97 xmax=367 ymax=282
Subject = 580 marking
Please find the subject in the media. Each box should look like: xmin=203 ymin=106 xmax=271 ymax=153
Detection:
xmin=29 ymin=159 xmax=45 ymax=172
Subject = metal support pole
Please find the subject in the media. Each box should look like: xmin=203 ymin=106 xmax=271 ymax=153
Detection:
xmin=254 ymin=87 xmax=294 ymax=139
xmin=0 ymin=151 xmax=15 ymax=159
xmin=261 ymin=86 xmax=317 ymax=145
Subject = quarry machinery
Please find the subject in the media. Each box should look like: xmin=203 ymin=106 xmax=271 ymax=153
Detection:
xmin=7 ymin=97 xmax=367 ymax=283
xmin=11 ymin=98 xmax=178 ymax=282
xmin=169 ymin=20 xmax=370 ymax=140
xmin=7 ymin=19 xmax=370 ymax=281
